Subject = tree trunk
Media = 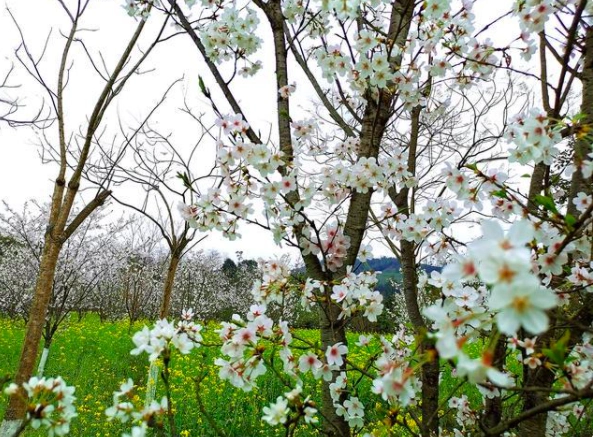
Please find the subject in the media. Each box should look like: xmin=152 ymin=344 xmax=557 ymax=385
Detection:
xmin=3 ymin=239 xmax=62 ymax=420
xmin=400 ymin=240 xmax=439 ymax=437
xmin=319 ymin=303 xmax=350 ymax=437
xmin=144 ymin=360 xmax=161 ymax=408
xmin=518 ymin=25 xmax=593 ymax=437
xmin=0 ymin=420 xmax=21 ymax=437
xmin=482 ymin=337 xmax=507 ymax=434
xmin=517 ymin=366 xmax=555 ymax=436
xmin=567 ymin=26 xmax=593 ymax=217
xmin=145 ymin=252 xmax=182 ymax=407
xmin=159 ymin=253 xmax=181 ymax=319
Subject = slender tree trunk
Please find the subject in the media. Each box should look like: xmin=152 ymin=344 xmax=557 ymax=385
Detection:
xmin=319 ymin=303 xmax=350 ymax=437
xmin=159 ymin=253 xmax=181 ymax=319
xmin=526 ymin=163 xmax=548 ymax=213
xmin=0 ymin=420 xmax=20 ymax=437
xmin=400 ymin=240 xmax=439 ymax=437
xmin=518 ymin=25 xmax=593 ymax=437
xmin=482 ymin=337 xmax=507 ymax=433
xmin=145 ymin=252 xmax=182 ymax=407
xmin=4 ymin=239 xmax=62 ymax=420
xmin=517 ymin=347 xmax=556 ymax=436
xmin=567 ymin=26 xmax=593 ymax=218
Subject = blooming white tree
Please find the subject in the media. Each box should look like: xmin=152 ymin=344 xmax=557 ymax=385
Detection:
xmin=104 ymin=0 xmax=593 ymax=435
xmin=4 ymin=0 xmax=593 ymax=436
xmin=0 ymin=202 xmax=126 ymax=376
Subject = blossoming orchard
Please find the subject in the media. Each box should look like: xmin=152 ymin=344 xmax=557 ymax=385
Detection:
xmin=1 ymin=0 xmax=593 ymax=436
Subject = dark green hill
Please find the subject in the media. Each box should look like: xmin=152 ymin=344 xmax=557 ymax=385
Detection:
xmin=355 ymin=257 xmax=441 ymax=295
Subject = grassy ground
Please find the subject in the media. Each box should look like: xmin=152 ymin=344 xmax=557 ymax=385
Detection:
xmin=0 ymin=315 xmax=484 ymax=437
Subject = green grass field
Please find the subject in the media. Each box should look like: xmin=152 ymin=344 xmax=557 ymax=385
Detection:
xmin=0 ymin=316 xmax=486 ymax=436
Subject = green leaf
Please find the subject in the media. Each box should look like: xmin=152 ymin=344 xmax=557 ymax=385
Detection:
xmin=465 ymin=163 xmax=478 ymax=172
xmin=534 ymin=194 xmax=558 ymax=214
xmin=176 ymin=171 xmax=194 ymax=191
xmin=491 ymin=189 xmax=507 ymax=199
xmin=198 ymin=75 xmax=210 ymax=98
xmin=565 ymin=213 xmax=577 ymax=228
xmin=543 ymin=331 xmax=570 ymax=366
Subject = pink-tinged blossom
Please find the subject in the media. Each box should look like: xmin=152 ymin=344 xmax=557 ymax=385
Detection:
xmin=298 ymin=352 xmax=323 ymax=374
xmin=278 ymin=83 xmax=296 ymax=99
xmin=216 ymin=114 xmax=250 ymax=136
xmin=573 ymin=192 xmax=592 ymax=213
xmin=326 ymin=342 xmax=348 ymax=367
xmin=524 ymin=355 xmax=542 ymax=369
xmin=372 ymin=365 xmax=417 ymax=407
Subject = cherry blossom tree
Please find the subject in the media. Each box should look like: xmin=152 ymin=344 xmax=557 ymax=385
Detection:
xmin=0 ymin=235 xmax=36 ymax=321
xmin=0 ymin=202 xmax=125 ymax=376
xmin=170 ymin=250 xmax=260 ymax=321
xmin=146 ymin=0 xmax=593 ymax=435
xmin=5 ymin=0 xmax=593 ymax=436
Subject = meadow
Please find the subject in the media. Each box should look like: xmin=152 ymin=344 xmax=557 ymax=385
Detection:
xmin=0 ymin=316 xmax=483 ymax=436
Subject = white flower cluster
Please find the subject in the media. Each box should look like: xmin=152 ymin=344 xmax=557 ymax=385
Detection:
xmin=316 ymin=46 xmax=352 ymax=82
xmin=323 ymin=0 xmax=363 ymax=20
xmin=422 ymin=0 xmax=453 ymax=20
xmin=215 ymin=113 xmax=251 ymax=137
xmin=123 ymin=0 xmax=155 ymax=19
xmin=184 ymin=112 xmax=418 ymax=256
xmin=567 ymin=152 xmax=593 ymax=184
xmin=131 ymin=309 xmax=203 ymax=361
xmin=300 ymin=223 xmax=351 ymax=272
xmin=262 ymin=385 xmax=318 ymax=427
xmin=539 ymin=335 xmax=593 ymax=434
xmin=215 ymin=305 xmax=287 ymax=390
xmin=416 ymin=0 xmax=502 ymax=82
xmin=506 ymin=109 xmax=562 ymax=165
xmin=5 ymin=376 xmax=76 ymax=436
xmin=448 ymin=395 xmax=478 ymax=432
xmin=291 ymin=118 xmax=317 ymax=140
xmin=464 ymin=38 xmax=499 ymax=77
xmin=546 ymin=397 xmax=589 ymax=437
xmin=123 ymin=0 xmax=196 ymax=19
xmin=282 ymin=0 xmax=306 ymax=24
xmin=250 ymin=259 xmax=291 ymax=305
xmin=378 ymin=199 xmax=459 ymax=256
xmin=370 ymin=330 xmax=419 ymax=407
xmin=513 ymin=1 xmax=557 ymax=59
xmin=329 ymin=268 xmax=383 ymax=322
xmin=514 ymin=0 xmax=557 ymax=34
xmin=568 ymin=262 xmax=593 ymax=292
xmin=296 ymin=344 xmax=347 ymax=382
xmin=327 ymin=365 xmax=367 ymax=429
xmin=105 ymin=378 xmax=168 ymax=437
xmin=200 ymin=7 xmax=262 ymax=65
xmin=422 ymin=221 xmax=561 ymax=388
xmin=337 ymin=393 xmax=365 ymax=429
